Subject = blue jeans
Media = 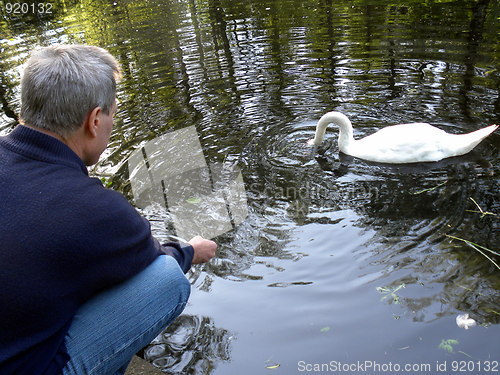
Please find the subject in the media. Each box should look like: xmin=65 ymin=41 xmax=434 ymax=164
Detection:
xmin=62 ymin=255 xmax=191 ymax=375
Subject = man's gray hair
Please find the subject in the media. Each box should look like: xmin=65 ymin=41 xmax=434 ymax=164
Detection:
xmin=20 ymin=45 xmax=121 ymax=137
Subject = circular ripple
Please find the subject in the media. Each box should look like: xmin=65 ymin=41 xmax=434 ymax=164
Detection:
xmin=253 ymin=121 xmax=320 ymax=169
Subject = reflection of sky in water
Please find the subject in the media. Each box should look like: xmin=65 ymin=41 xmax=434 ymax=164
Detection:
xmin=1 ymin=0 xmax=499 ymax=373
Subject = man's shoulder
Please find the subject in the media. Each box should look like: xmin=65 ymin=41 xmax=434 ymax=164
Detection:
xmin=53 ymin=174 xmax=131 ymax=211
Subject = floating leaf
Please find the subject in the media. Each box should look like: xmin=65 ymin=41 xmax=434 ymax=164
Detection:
xmin=439 ymin=339 xmax=459 ymax=353
xmin=320 ymin=326 xmax=331 ymax=333
xmin=266 ymin=364 xmax=280 ymax=369
xmin=377 ymin=283 xmax=405 ymax=304
xmin=99 ymin=177 xmax=113 ymax=188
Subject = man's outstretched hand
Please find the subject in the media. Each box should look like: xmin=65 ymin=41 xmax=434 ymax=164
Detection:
xmin=189 ymin=235 xmax=217 ymax=264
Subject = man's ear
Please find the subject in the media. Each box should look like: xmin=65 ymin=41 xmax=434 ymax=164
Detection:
xmin=84 ymin=107 xmax=102 ymax=138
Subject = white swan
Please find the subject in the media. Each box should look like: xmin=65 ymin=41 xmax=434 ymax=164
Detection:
xmin=308 ymin=112 xmax=498 ymax=164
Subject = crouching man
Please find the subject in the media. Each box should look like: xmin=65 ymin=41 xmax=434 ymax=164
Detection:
xmin=0 ymin=44 xmax=217 ymax=375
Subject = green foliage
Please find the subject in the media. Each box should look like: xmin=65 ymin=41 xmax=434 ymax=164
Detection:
xmin=99 ymin=176 xmax=113 ymax=188
xmin=438 ymin=339 xmax=459 ymax=353
xmin=186 ymin=197 xmax=202 ymax=204
xmin=376 ymin=283 xmax=405 ymax=304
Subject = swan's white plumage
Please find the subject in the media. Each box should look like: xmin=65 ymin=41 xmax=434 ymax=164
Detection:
xmin=310 ymin=112 xmax=498 ymax=164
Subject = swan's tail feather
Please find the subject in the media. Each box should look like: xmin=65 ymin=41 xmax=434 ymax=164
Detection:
xmin=458 ymin=124 xmax=498 ymax=153
xmin=470 ymin=124 xmax=499 ymax=138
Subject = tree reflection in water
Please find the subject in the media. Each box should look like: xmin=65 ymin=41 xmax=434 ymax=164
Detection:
xmin=143 ymin=315 xmax=232 ymax=374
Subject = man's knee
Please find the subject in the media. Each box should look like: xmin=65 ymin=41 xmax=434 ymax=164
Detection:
xmin=156 ymin=255 xmax=191 ymax=306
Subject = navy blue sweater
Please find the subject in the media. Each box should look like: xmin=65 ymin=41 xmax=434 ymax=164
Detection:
xmin=0 ymin=125 xmax=194 ymax=374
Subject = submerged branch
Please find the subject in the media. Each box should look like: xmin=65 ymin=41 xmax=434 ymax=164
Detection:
xmin=465 ymin=197 xmax=497 ymax=218
xmin=446 ymin=235 xmax=499 ymax=270
xmin=412 ymin=181 xmax=447 ymax=195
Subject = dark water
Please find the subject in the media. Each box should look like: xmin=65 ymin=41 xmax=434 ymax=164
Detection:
xmin=1 ymin=0 xmax=499 ymax=373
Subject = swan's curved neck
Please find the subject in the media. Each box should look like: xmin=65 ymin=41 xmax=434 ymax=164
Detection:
xmin=312 ymin=112 xmax=354 ymax=150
